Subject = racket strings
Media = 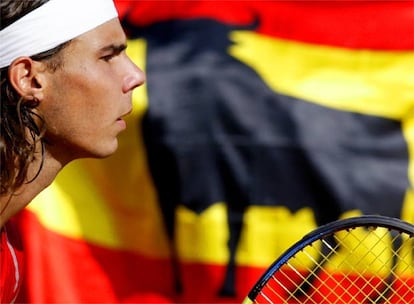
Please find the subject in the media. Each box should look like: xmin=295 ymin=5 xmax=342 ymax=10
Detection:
xmin=255 ymin=226 xmax=413 ymax=303
xmin=332 ymin=228 xmax=394 ymax=300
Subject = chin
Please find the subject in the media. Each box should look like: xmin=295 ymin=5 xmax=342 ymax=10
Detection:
xmin=87 ymin=140 xmax=119 ymax=159
xmin=99 ymin=144 xmax=119 ymax=158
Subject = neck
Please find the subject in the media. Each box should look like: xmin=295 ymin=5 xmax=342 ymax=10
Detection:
xmin=0 ymin=149 xmax=65 ymax=229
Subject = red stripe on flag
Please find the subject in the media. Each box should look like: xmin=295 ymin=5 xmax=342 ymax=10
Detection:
xmin=15 ymin=211 xmax=175 ymax=303
xmin=115 ymin=0 xmax=414 ymax=50
xmin=15 ymin=211 xmax=268 ymax=303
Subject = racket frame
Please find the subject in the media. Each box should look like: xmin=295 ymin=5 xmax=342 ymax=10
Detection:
xmin=244 ymin=215 xmax=414 ymax=302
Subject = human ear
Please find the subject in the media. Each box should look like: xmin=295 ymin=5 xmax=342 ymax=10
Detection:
xmin=8 ymin=57 xmax=45 ymax=101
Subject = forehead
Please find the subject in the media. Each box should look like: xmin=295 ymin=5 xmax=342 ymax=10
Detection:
xmin=70 ymin=18 xmax=126 ymax=51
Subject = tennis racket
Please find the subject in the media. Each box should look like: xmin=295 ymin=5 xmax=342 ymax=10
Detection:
xmin=242 ymin=215 xmax=414 ymax=304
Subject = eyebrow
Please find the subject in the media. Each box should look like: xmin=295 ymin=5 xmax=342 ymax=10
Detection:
xmin=99 ymin=43 xmax=127 ymax=54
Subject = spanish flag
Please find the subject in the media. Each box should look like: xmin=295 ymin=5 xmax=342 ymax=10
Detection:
xmin=16 ymin=1 xmax=414 ymax=303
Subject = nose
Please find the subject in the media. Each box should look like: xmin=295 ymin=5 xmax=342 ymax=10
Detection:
xmin=122 ymin=60 xmax=145 ymax=93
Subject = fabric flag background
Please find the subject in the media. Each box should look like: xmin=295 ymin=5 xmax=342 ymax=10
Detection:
xmin=15 ymin=1 xmax=414 ymax=303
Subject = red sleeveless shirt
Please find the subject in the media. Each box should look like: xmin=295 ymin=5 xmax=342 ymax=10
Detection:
xmin=0 ymin=220 xmax=24 ymax=303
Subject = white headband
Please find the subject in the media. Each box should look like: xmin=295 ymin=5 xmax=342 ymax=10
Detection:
xmin=0 ymin=0 xmax=118 ymax=69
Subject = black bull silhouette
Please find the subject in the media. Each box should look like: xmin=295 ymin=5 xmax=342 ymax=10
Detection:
xmin=121 ymin=16 xmax=409 ymax=296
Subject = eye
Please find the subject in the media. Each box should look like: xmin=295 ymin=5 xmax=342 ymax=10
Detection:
xmin=99 ymin=44 xmax=127 ymax=62
xmin=101 ymin=53 xmax=116 ymax=62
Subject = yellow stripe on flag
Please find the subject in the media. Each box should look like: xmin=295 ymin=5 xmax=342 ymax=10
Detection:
xmin=404 ymin=116 xmax=414 ymax=189
xmin=402 ymin=107 xmax=414 ymax=225
xmin=236 ymin=206 xmax=316 ymax=267
xmin=176 ymin=203 xmax=229 ymax=263
xmin=229 ymin=31 xmax=414 ymax=120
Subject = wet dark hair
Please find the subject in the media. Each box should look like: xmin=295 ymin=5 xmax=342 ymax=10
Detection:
xmin=0 ymin=0 xmax=70 ymax=196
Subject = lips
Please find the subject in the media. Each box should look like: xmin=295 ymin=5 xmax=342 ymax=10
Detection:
xmin=116 ymin=107 xmax=132 ymax=130
xmin=118 ymin=107 xmax=133 ymax=120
